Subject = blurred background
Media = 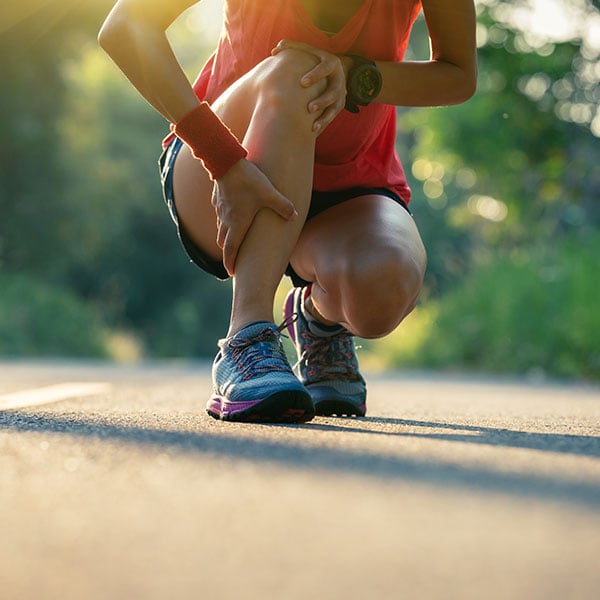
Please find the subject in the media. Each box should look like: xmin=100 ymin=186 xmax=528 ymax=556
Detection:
xmin=0 ymin=0 xmax=598 ymax=380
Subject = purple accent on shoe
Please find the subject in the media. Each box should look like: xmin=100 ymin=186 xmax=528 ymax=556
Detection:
xmin=208 ymin=393 xmax=314 ymax=423
xmin=284 ymin=291 xmax=299 ymax=343
xmin=208 ymin=395 xmax=264 ymax=417
xmin=207 ymin=319 xmax=314 ymax=423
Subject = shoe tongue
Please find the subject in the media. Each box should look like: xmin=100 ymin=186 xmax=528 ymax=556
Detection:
xmin=300 ymin=302 xmax=344 ymax=337
xmin=300 ymin=288 xmax=345 ymax=337
xmin=307 ymin=320 xmax=346 ymax=338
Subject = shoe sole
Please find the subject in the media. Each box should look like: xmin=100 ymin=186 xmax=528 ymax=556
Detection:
xmin=207 ymin=390 xmax=315 ymax=423
xmin=314 ymin=399 xmax=366 ymax=418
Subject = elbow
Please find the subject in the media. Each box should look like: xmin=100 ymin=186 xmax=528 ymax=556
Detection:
xmin=460 ymin=77 xmax=477 ymax=102
xmin=463 ymin=67 xmax=478 ymax=101
xmin=440 ymin=55 xmax=478 ymax=104
xmin=462 ymin=58 xmax=479 ymax=101
xmin=98 ymin=7 xmax=141 ymax=55
xmin=452 ymin=67 xmax=478 ymax=104
xmin=98 ymin=15 xmax=125 ymax=53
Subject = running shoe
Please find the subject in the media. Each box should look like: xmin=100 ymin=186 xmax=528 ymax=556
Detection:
xmin=207 ymin=320 xmax=314 ymax=423
xmin=283 ymin=286 xmax=367 ymax=417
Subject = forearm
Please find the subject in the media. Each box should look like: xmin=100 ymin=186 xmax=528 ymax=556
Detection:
xmin=376 ymin=58 xmax=477 ymax=107
xmin=373 ymin=0 xmax=477 ymax=108
xmin=98 ymin=12 xmax=199 ymax=122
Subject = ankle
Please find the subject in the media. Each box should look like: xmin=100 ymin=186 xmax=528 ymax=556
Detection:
xmin=229 ymin=297 xmax=276 ymax=338
xmin=228 ymin=312 xmax=275 ymax=338
xmin=303 ymin=289 xmax=338 ymax=327
xmin=226 ymin=318 xmax=274 ymax=339
xmin=301 ymin=288 xmax=344 ymax=337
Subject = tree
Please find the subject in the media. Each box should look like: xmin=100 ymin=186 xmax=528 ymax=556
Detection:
xmin=0 ymin=1 xmax=115 ymax=275
xmin=374 ymin=0 xmax=600 ymax=379
xmin=399 ymin=0 xmax=599 ymax=296
xmin=2 ymin=0 xmax=598 ymax=370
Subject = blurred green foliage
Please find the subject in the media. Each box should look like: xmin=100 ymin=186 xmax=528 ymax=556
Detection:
xmin=0 ymin=272 xmax=107 ymax=357
xmin=430 ymin=235 xmax=600 ymax=379
xmin=0 ymin=1 xmax=598 ymax=378
xmin=0 ymin=1 xmax=232 ymax=358
xmin=370 ymin=232 xmax=600 ymax=380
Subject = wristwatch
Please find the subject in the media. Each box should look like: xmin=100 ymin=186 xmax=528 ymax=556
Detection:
xmin=344 ymin=54 xmax=383 ymax=113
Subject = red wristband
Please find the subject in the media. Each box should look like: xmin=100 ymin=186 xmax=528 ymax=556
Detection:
xmin=173 ymin=102 xmax=247 ymax=180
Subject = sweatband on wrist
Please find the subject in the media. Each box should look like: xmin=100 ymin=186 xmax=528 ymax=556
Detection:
xmin=173 ymin=102 xmax=247 ymax=180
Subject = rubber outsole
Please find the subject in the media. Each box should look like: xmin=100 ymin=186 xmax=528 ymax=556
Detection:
xmin=314 ymin=399 xmax=366 ymax=418
xmin=207 ymin=390 xmax=315 ymax=423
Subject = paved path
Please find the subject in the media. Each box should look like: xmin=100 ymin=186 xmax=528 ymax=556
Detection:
xmin=1 ymin=361 xmax=599 ymax=599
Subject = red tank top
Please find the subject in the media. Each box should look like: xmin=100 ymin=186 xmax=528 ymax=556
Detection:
xmin=186 ymin=0 xmax=422 ymax=203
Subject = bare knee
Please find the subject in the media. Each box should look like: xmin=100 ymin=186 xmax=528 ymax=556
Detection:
xmin=253 ymin=49 xmax=325 ymax=118
xmin=257 ymin=48 xmax=320 ymax=88
xmin=333 ymin=246 xmax=426 ymax=339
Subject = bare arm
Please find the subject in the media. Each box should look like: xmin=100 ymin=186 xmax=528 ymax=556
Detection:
xmin=377 ymin=0 xmax=477 ymax=106
xmin=98 ymin=0 xmax=201 ymax=122
xmin=99 ymin=0 xmax=298 ymax=275
xmin=284 ymin=0 xmax=477 ymax=114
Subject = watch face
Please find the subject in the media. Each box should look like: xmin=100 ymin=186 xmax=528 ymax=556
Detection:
xmin=352 ymin=64 xmax=382 ymax=105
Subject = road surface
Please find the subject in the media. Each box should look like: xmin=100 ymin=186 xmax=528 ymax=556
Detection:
xmin=1 ymin=361 xmax=599 ymax=599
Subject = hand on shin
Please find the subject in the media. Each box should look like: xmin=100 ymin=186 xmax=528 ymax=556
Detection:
xmin=213 ymin=159 xmax=298 ymax=275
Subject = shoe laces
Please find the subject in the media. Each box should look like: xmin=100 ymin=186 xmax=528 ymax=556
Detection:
xmin=297 ymin=327 xmax=361 ymax=383
xmin=223 ymin=317 xmax=296 ymax=381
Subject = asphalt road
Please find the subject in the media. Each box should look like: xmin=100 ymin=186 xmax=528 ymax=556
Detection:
xmin=1 ymin=360 xmax=599 ymax=600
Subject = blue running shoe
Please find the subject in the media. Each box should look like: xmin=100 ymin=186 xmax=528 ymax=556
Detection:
xmin=207 ymin=320 xmax=314 ymax=423
xmin=283 ymin=287 xmax=367 ymax=417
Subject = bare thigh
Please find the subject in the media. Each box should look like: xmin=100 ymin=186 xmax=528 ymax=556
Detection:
xmin=289 ymin=195 xmax=427 ymax=337
xmin=171 ymin=51 xmax=324 ymax=264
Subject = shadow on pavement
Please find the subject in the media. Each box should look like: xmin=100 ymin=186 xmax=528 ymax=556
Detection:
xmin=302 ymin=417 xmax=600 ymax=458
xmin=1 ymin=411 xmax=599 ymax=509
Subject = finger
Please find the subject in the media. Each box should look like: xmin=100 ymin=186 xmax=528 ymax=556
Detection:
xmin=265 ymin=191 xmax=298 ymax=221
xmin=222 ymin=229 xmax=242 ymax=276
xmin=308 ymin=88 xmax=342 ymax=114
xmin=272 ymin=40 xmax=333 ymax=87
xmin=271 ymin=38 xmax=308 ymax=55
xmin=311 ymin=85 xmax=346 ymax=130
xmin=300 ymin=59 xmax=335 ymax=87
xmin=216 ymin=222 xmax=226 ymax=249
xmin=313 ymin=105 xmax=340 ymax=134
xmin=216 ymin=217 xmax=223 ymax=245
xmin=311 ymin=61 xmax=346 ymax=98
xmin=211 ymin=186 xmax=219 ymax=208
xmin=328 ymin=66 xmax=346 ymax=91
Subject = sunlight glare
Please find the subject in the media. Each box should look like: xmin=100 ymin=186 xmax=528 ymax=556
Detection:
xmin=468 ymin=195 xmax=508 ymax=223
xmin=186 ymin=0 xmax=224 ymax=40
xmin=499 ymin=0 xmax=598 ymax=54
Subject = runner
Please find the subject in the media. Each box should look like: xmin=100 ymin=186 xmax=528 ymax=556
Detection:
xmin=99 ymin=0 xmax=477 ymax=422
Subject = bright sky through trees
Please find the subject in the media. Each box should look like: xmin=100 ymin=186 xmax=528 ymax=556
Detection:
xmin=479 ymin=0 xmax=600 ymax=53
xmin=183 ymin=0 xmax=599 ymax=50
xmin=184 ymin=0 xmax=224 ymax=40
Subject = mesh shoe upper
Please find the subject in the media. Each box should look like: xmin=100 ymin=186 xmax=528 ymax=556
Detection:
xmin=284 ymin=287 xmax=366 ymax=414
xmin=213 ymin=320 xmax=307 ymax=404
